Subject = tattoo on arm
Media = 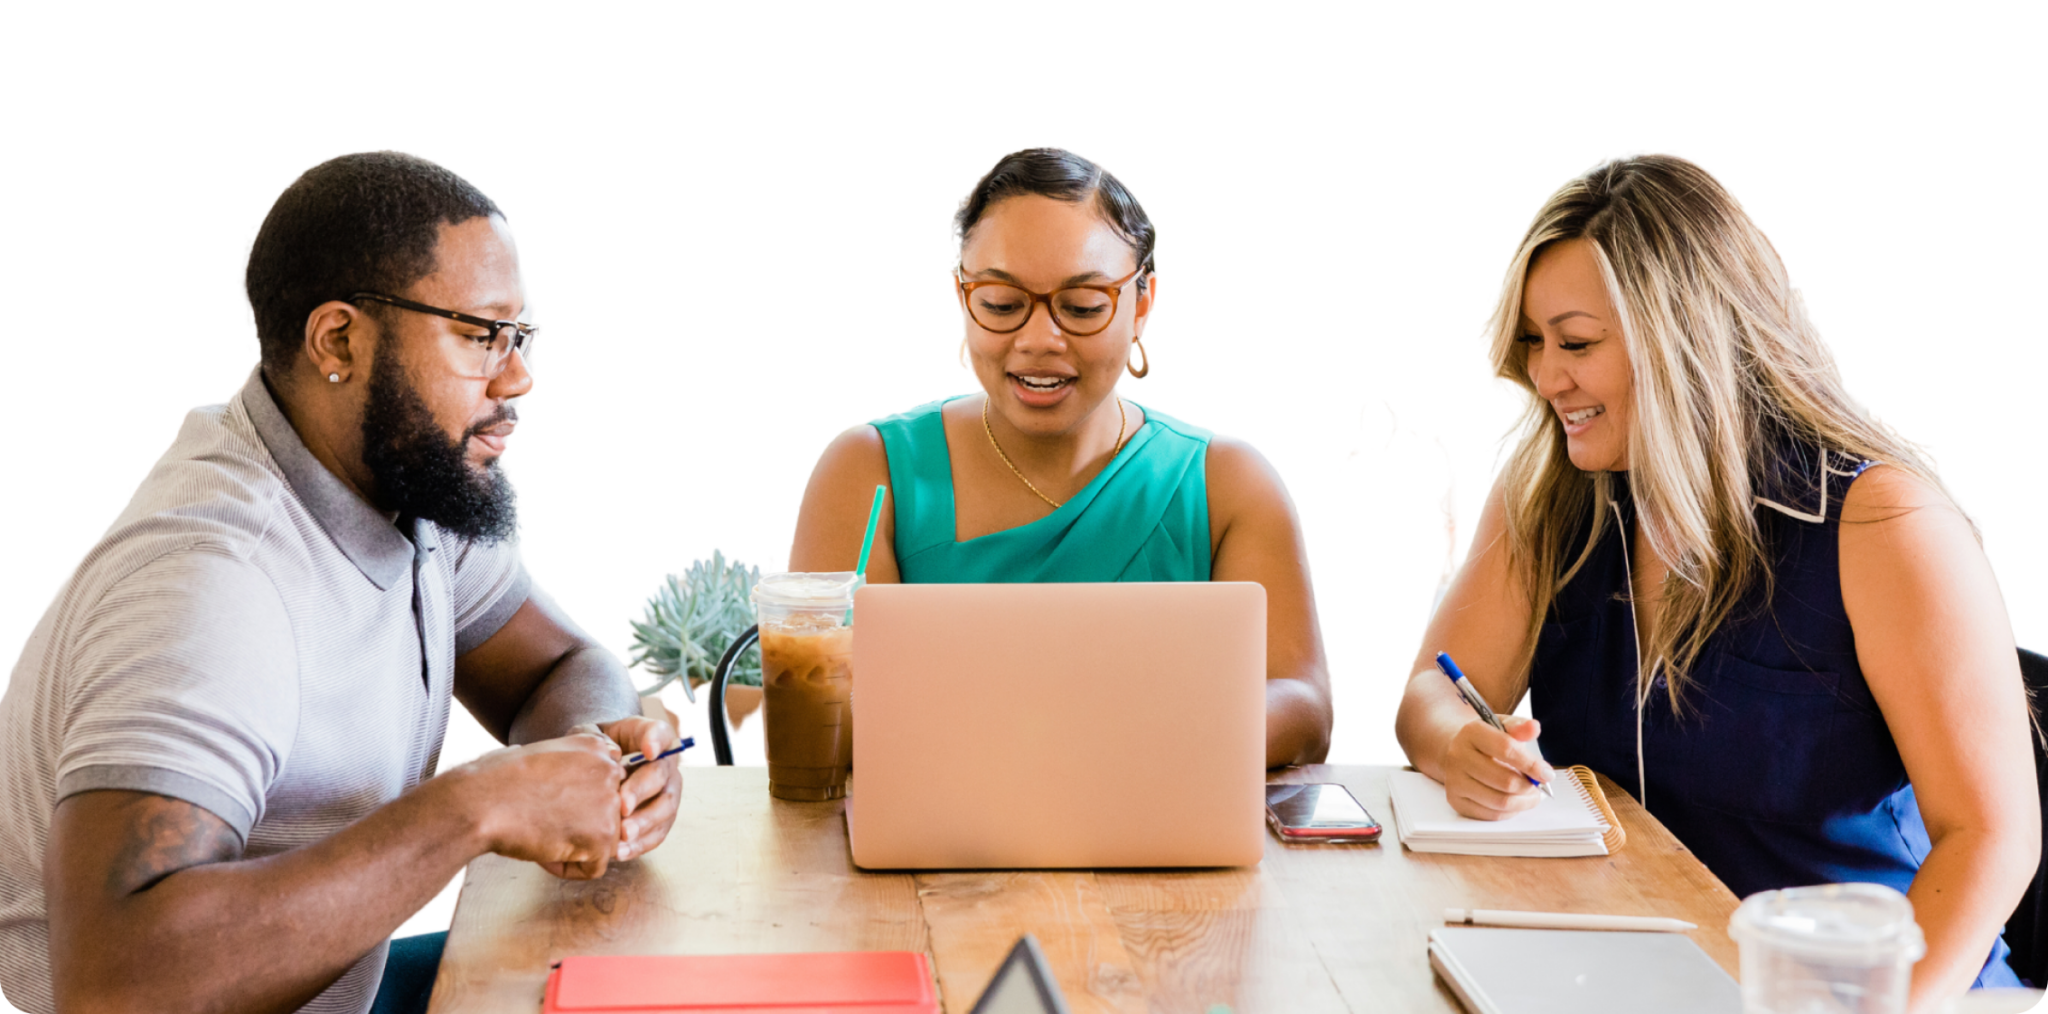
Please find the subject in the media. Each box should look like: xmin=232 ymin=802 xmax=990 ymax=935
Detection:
xmin=100 ymin=794 xmax=242 ymax=897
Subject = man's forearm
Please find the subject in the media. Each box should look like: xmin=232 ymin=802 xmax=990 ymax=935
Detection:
xmin=49 ymin=773 xmax=489 ymax=1014
xmin=507 ymin=644 xmax=642 ymax=745
xmin=1265 ymin=677 xmax=1332 ymax=769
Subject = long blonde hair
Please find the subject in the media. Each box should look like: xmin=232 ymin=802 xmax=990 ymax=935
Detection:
xmin=1489 ymin=155 xmax=1948 ymax=712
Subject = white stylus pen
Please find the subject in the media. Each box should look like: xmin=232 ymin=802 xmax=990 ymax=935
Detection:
xmin=1445 ymin=908 xmax=1697 ymax=933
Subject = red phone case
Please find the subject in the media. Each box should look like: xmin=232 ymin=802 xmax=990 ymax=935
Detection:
xmin=1277 ymin=822 xmax=1380 ymax=840
xmin=1266 ymin=784 xmax=1381 ymax=843
xmin=541 ymin=951 xmax=939 ymax=1013
xmin=1277 ymin=827 xmax=1376 ymax=839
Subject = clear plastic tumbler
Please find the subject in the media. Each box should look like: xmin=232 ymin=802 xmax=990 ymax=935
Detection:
xmin=1728 ymin=883 xmax=1926 ymax=1014
xmin=751 ymin=572 xmax=857 ymax=801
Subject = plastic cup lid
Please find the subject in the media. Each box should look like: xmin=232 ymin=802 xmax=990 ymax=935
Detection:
xmin=1728 ymin=883 xmax=1927 ymax=965
xmin=751 ymin=571 xmax=860 ymax=607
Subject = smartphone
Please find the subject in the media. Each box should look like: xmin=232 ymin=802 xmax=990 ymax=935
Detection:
xmin=1265 ymin=783 xmax=1381 ymax=843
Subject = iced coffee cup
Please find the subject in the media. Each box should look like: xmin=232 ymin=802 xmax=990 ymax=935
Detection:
xmin=751 ymin=572 xmax=858 ymax=801
xmin=1729 ymin=882 xmax=1925 ymax=1014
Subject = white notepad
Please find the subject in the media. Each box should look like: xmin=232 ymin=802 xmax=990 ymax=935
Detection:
xmin=1429 ymin=927 xmax=1740 ymax=1014
xmin=1387 ymin=770 xmax=1611 ymax=857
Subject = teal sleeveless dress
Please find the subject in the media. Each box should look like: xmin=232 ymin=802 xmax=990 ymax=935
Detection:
xmin=870 ymin=398 xmax=1213 ymax=582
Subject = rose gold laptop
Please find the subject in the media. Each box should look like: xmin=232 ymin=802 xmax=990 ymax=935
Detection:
xmin=847 ymin=582 xmax=1266 ymax=869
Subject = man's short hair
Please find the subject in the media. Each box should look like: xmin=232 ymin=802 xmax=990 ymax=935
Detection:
xmin=245 ymin=152 xmax=502 ymax=378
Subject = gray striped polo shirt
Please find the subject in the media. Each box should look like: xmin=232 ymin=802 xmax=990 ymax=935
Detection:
xmin=0 ymin=368 xmax=530 ymax=1014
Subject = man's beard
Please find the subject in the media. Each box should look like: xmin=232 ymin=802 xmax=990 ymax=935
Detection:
xmin=360 ymin=351 xmax=519 ymax=543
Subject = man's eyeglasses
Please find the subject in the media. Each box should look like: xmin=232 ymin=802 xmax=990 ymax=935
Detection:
xmin=350 ymin=292 xmax=538 ymax=378
xmin=954 ymin=265 xmax=1146 ymax=337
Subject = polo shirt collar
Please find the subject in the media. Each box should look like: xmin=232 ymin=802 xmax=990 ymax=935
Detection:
xmin=239 ymin=368 xmax=415 ymax=590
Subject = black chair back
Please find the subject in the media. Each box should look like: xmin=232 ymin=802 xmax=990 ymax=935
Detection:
xmin=704 ymin=625 xmax=760 ymax=767
xmin=2006 ymin=647 xmax=2048 ymax=987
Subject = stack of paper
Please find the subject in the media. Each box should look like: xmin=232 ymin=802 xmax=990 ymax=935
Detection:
xmin=1387 ymin=770 xmax=1611 ymax=857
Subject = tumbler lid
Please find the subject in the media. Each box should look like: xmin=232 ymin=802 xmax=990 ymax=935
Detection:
xmin=1728 ymin=883 xmax=1926 ymax=965
xmin=752 ymin=571 xmax=859 ymax=607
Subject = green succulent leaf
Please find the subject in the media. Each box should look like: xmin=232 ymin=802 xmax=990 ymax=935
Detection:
xmin=628 ymin=550 xmax=764 ymax=701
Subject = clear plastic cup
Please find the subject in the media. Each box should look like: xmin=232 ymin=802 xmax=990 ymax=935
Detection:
xmin=751 ymin=572 xmax=858 ymax=801
xmin=1728 ymin=883 xmax=1926 ymax=1014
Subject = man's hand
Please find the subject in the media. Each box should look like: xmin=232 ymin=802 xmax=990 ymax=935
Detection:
xmin=589 ymin=716 xmax=684 ymax=862
xmin=456 ymin=733 xmax=625 ymax=879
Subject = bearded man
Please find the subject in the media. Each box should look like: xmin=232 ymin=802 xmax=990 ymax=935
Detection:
xmin=0 ymin=152 xmax=680 ymax=1014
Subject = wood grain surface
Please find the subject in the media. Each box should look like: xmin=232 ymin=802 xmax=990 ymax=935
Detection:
xmin=426 ymin=765 xmax=1739 ymax=1014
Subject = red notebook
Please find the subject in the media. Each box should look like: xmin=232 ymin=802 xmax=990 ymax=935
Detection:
xmin=541 ymin=952 xmax=939 ymax=1013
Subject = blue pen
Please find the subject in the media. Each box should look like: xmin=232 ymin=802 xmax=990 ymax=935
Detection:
xmin=623 ymin=736 xmax=695 ymax=768
xmin=1435 ymin=652 xmax=1552 ymax=797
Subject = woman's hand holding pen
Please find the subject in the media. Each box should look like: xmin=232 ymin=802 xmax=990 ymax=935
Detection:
xmin=1440 ymin=716 xmax=1557 ymax=820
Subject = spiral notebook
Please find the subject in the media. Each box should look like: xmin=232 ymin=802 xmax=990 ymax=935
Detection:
xmin=1387 ymin=766 xmax=1625 ymax=857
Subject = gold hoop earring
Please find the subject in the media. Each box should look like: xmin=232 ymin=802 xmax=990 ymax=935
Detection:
xmin=959 ymin=339 xmax=970 ymax=369
xmin=1127 ymin=338 xmax=1150 ymax=379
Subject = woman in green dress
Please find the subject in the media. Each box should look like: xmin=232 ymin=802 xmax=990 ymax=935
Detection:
xmin=790 ymin=148 xmax=1332 ymax=768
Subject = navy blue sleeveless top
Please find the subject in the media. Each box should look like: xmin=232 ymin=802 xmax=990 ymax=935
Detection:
xmin=1528 ymin=445 xmax=2019 ymax=988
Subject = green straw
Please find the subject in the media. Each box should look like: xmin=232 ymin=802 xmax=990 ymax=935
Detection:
xmin=848 ymin=484 xmax=887 ymax=625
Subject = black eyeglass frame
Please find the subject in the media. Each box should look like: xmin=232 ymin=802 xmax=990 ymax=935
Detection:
xmin=953 ymin=265 xmax=1148 ymax=337
xmin=348 ymin=292 xmax=538 ymax=370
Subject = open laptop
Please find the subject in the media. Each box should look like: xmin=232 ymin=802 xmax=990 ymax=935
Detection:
xmin=847 ymin=582 xmax=1266 ymax=869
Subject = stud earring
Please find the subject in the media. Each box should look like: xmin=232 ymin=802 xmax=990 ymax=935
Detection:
xmin=328 ymin=373 xmax=341 ymax=383
xmin=1122 ymin=338 xmax=1155 ymax=381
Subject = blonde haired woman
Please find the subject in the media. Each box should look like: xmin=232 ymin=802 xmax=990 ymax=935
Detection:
xmin=1395 ymin=155 xmax=2035 ymax=1001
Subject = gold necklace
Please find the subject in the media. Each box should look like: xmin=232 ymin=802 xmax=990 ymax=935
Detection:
xmin=981 ymin=396 xmax=1127 ymax=510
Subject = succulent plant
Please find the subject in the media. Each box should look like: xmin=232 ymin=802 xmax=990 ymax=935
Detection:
xmin=628 ymin=551 xmax=762 ymax=700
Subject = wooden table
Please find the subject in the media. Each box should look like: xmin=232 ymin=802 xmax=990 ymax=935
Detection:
xmin=427 ymin=765 xmax=1740 ymax=1013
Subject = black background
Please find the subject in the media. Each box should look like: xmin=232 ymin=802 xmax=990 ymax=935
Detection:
xmin=8 ymin=139 xmax=2039 ymax=942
